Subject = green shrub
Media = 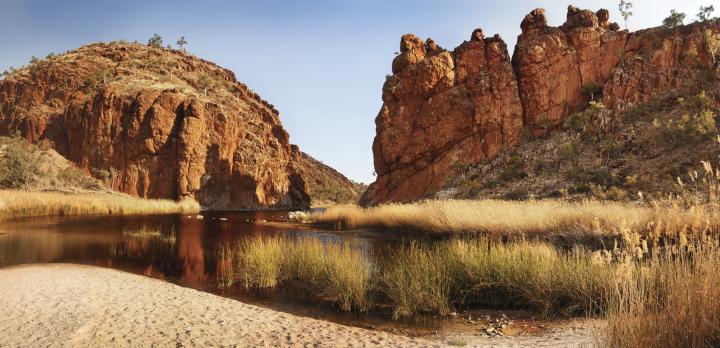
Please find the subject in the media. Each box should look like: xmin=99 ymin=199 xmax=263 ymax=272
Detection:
xmin=0 ymin=136 xmax=42 ymax=190
xmin=501 ymin=155 xmax=527 ymax=181
xmin=582 ymin=82 xmax=603 ymax=101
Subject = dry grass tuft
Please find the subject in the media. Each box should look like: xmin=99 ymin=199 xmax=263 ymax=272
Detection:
xmin=0 ymin=190 xmax=199 ymax=221
xmin=218 ymin=237 xmax=375 ymax=312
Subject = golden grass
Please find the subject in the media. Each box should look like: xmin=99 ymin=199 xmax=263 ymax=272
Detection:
xmin=381 ymin=238 xmax=618 ymax=318
xmin=217 ymin=224 xmax=720 ymax=346
xmin=0 ymin=190 xmax=200 ymax=221
xmin=218 ymin=237 xmax=375 ymax=311
xmin=312 ymin=199 xmax=720 ymax=244
xmin=604 ymin=244 xmax=720 ymax=347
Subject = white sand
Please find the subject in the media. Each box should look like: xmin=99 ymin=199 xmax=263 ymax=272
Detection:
xmin=0 ymin=264 xmax=600 ymax=347
xmin=0 ymin=264 xmax=436 ymax=348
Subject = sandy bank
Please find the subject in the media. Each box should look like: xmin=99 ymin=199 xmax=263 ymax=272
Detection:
xmin=0 ymin=264 xmax=433 ymax=347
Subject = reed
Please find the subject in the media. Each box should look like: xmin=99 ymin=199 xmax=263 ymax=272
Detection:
xmin=0 ymin=190 xmax=199 ymax=221
xmin=604 ymin=243 xmax=720 ymax=347
xmin=220 ymin=237 xmax=374 ymax=311
xmin=312 ymin=198 xmax=720 ymax=246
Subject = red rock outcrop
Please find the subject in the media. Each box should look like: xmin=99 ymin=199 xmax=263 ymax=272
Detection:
xmin=363 ymin=30 xmax=524 ymax=205
xmin=0 ymin=42 xmax=355 ymax=209
xmin=513 ymin=6 xmax=627 ymax=132
xmin=363 ymin=6 xmax=720 ymax=205
xmin=602 ymin=21 xmax=720 ymax=110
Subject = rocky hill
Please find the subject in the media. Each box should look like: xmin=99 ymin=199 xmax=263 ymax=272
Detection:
xmin=293 ymin=150 xmax=367 ymax=206
xmin=0 ymin=42 xmax=359 ymax=209
xmin=362 ymin=6 xmax=720 ymax=205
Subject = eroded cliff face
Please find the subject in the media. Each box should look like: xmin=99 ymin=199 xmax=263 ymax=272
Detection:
xmin=0 ymin=43 xmax=350 ymax=209
xmin=363 ymin=6 xmax=720 ymax=205
xmin=365 ymin=31 xmax=524 ymax=205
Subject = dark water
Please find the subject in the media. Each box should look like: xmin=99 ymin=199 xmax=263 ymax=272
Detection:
xmin=0 ymin=211 xmax=453 ymax=334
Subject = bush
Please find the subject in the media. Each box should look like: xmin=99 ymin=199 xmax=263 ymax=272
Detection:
xmin=581 ymin=82 xmax=603 ymax=101
xmin=83 ymin=68 xmax=112 ymax=93
xmin=500 ymin=155 xmax=527 ymax=181
xmin=147 ymin=33 xmax=164 ymax=48
xmin=655 ymin=91 xmax=717 ymax=143
xmin=662 ymin=10 xmax=686 ymax=28
xmin=0 ymin=136 xmax=42 ymax=190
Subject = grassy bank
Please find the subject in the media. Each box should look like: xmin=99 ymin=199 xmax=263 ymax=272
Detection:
xmin=218 ymin=237 xmax=375 ymax=311
xmin=221 ymin=216 xmax=720 ymax=346
xmin=311 ymin=199 xmax=719 ymax=246
xmin=0 ymin=190 xmax=199 ymax=221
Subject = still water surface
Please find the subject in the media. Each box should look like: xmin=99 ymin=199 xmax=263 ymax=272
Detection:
xmin=0 ymin=211 xmax=450 ymax=334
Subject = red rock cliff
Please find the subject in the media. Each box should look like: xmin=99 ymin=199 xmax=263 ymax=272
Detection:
xmin=362 ymin=6 xmax=720 ymax=205
xmin=0 ymin=42 xmax=355 ymax=209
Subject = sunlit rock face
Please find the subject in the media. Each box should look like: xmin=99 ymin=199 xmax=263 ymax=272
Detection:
xmin=363 ymin=6 xmax=720 ymax=205
xmin=0 ymin=42 xmax=358 ymax=209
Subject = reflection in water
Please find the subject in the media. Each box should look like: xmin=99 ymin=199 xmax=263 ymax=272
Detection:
xmin=0 ymin=212 xmax=444 ymax=333
xmin=0 ymin=211 xmax=379 ymax=290
xmin=176 ymin=217 xmax=206 ymax=286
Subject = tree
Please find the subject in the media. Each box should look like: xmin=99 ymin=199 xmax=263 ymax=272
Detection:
xmin=663 ymin=10 xmax=686 ymax=28
xmin=705 ymin=29 xmax=720 ymax=64
xmin=197 ymin=73 xmax=218 ymax=96
xmin=147 ymin=33 xmax=163 ymax=48
xmin=697 ymin=5 xmax=715 ymax=22
xmin=176 ymin=36 xmax=188 ymax=52
xmin=618 ymin=0 xmax=633 ymax=29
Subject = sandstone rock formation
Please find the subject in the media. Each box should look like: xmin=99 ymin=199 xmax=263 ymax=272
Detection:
xmin=513 ymin=6 xmax=627 ymax=132
xmin=0 ymin=42 xmax=357 ymax=209
xmin=363 ymin=6 xmax=720 ymax=205
xmin=365 ymin=31 xmax=524 ymax=205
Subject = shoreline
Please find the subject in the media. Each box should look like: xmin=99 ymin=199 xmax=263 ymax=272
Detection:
xmin=0 ymin=264 xmax=434 ymax=347
xmin=0 ymin=263 xmax=601 ymax=347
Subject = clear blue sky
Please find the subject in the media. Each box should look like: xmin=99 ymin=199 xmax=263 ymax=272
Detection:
xmin=1 ymin=0 xmax=714 ymax=183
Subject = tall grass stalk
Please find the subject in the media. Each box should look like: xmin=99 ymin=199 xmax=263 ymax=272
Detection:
xmin=605 ymin=243 xmax=720 ymax=347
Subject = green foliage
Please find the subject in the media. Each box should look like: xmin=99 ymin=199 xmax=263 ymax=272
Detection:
xmin=29 ymin=56 xmax=39 ymax=65
xmin=662 ymin=10 xmax=686 ymax=28
xmin=147 ymin=33 xmax=163 ymax=48
xmin=558 ymin=141 xmax=578 ymax=163
xmin=176 ymin=36 xmax=188 ymax=52
xmin=0 ymin=136 xmax=42 ymax=190
xmin=582 ymin=82 xmax=603 ymax=101
xmin=655 ymin=91 xmax=717 ymax=143
xmin=57 ymin=166 xmax=103 ymax=191
xmin=451 ymin=161 xmax=472 ymax=177
xmin=536 ymin=115 xmax=552 ymax=136
xmin=501 ymin=155 xmax=527 ymax=181
xmin=705 ymin=29 xmax=720 ymax=64
xmin=697 ymin=5 xmax=715 ymax=22
xmin=82 ymin=68 xmax=112 ymax=93
xmin=0 ymin=135 xmax=104 ymax=192
xmin=566 ymin=166 xmax=619 ymax=188
xmin=619 ymin=1 xmax=633 ymax=29
xmin=564 ymin=101 xmax=605 ymax=137
xmin=197 ymin=72 xmax=220 ymax=96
